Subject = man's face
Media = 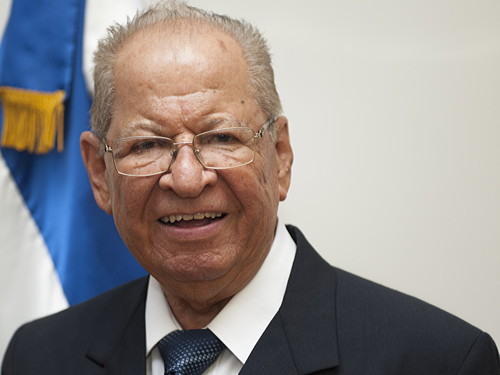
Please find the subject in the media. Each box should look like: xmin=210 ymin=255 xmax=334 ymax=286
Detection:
xmin=84 ymin=24 xmax=293 ymax=302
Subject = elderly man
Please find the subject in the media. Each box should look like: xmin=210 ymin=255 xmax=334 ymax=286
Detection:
xmin=2 ymin=1 xmax=499 ymax=374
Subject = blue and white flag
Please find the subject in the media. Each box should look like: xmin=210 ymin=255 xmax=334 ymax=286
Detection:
xmin=0 ymin=0 xmax=146 ymax=358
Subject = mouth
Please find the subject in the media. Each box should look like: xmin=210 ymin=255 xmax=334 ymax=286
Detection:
xmin=159 ymin=212 xmax=225 ymax=228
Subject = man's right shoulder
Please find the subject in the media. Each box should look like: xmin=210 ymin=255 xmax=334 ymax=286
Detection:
xmin=2 ymin=276 xmax=149 ymax=375
xmin=27 ymin=276 xmax=148 ymax=330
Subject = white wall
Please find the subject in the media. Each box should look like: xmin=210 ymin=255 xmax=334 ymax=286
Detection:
xmin=1 ymin=0 xmax=499 ymax=344
xmin=188 ymin=0 xmax=500 ymax=343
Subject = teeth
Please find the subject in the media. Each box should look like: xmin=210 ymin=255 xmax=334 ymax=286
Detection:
xmin=162 ymin=212 xmax=222 ymax=224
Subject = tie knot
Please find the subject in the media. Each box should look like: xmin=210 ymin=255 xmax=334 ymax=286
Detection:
xmin=158 ymin=329 xmax=225 ymax=375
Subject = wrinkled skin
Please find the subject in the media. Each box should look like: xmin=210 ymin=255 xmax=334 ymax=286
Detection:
xmin=81 ymin=23 xmax=293 ymax=328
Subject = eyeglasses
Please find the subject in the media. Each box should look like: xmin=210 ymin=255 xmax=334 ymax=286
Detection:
xmin=103 ymin=118 xmax=276 ymax=177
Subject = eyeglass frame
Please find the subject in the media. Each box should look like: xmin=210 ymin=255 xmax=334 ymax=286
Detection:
xmin=101 ymin=117 xmax=277 ymax=177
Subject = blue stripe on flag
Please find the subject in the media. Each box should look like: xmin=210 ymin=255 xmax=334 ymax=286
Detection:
xmin=0 ymin=0 xmax=146 ymax=305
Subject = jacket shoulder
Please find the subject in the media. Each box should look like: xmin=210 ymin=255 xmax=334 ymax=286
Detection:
xmin=335 ymin=268 xmax=499 ymax=373
xmin=20 ymin=276 xmax=147 ymax=333
xmin=2 ymin=277 xmax=148 ymax=375
xmin=286 ymin=225 xmax=499 ymax=373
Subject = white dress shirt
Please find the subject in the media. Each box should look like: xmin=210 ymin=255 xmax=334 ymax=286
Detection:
xmin=145 ymin=221 xmax=297 ymax=375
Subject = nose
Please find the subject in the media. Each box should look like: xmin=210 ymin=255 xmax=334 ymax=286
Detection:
xmin=158 ymin=142 xmax=217 ymax=197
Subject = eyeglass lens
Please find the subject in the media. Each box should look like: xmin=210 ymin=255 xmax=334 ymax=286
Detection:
xmin=111 ymin=127 xmax=257 ymax=176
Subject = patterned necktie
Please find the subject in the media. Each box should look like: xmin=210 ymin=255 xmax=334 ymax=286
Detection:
xmin=158 ymin=329 xmax=225 ymax=375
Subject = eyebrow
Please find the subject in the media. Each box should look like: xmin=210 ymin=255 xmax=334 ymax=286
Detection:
xmin=119 ymin=122 xmax=166 ymax=138
xmin=202 ymin=117 xmax=245 ymax=129
xmin=117 ymin=117 xmax=246 ymax=138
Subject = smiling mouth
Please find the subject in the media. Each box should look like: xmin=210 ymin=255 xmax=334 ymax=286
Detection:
xmin=159 ymin=212 xmax=225 ymax=227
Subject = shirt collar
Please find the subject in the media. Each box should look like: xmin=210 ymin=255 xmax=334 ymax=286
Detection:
xmin=145 ymin=221 xmax=297 ymax=363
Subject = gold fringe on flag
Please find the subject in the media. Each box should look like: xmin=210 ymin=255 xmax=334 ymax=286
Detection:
xmin=0 ymin=86 xmax=65 ymax=154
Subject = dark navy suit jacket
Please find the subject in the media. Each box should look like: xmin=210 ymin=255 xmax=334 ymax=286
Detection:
xmin=3 ymin=226 xmax=500 ymax=374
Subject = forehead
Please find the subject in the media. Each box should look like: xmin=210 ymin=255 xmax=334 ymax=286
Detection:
xmin=116 ymin=21 xmax=249 ymax=91
xmin=111 ymin=21 xmax=258 ymax=129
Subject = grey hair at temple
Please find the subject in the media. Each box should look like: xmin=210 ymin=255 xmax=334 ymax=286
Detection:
xmin=91 ymin=0 xmax=282 ymax=138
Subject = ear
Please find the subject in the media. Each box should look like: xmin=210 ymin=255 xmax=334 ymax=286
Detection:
xmin=274 ymin=116 xmax=293 ymax=201
xmin=80 ymin=131 xmax=113 ymax=215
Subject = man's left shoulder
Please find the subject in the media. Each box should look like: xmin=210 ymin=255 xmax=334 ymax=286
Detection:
xmin=286 ymin=225 xmax=500 ymax=373
xmin=334 ymin=267 xmax=500 ymax=373
xmin=335 ymin=267 xmax=479 ymax=334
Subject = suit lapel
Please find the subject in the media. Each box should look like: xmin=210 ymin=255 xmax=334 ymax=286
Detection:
xmin=85 ymin=277 xmax=149 ymax=375
xmin=81 ymin=226 xmax=339 ymax=375
xmin=241 ymin=225 xmax=340 ymax=374
xmin=239 ymin=313 xmax=300 ymax=374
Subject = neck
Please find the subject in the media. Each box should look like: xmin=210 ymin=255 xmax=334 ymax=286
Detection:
xmin=159 ymin=255 xmax=267 ymax=329
xmin=156 ymin=226 xmax=276 ymax=329
xmin=164 ymin=292 xmax=231 ymax=329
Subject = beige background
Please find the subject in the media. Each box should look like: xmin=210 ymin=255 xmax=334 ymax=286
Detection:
xmin=1 ymin=0 xmax=499 ymax=344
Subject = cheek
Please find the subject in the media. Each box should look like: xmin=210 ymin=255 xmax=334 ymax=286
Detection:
xmin=110 ymin=177 xmax=151 ymax=229
xmin=257 ymin=149 xmax=281 ymax=197
xmin=110 ymin=180 xmax=155 ymax=266
xmin=237 ymin=158 xmax=280 ymax=215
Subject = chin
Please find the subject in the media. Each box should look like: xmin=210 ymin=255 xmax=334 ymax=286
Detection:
xmin=157 ymin=252 xmax=234 ymax=283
